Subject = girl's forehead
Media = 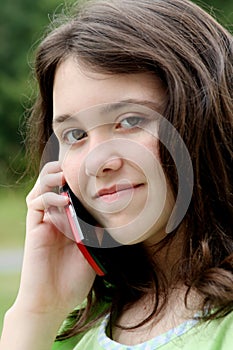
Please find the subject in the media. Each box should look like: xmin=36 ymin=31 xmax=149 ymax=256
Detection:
xmin=52 ymin=57 xmax=167 ymax=119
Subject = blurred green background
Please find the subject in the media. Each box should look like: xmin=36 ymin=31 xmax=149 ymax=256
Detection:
xmin=0 ymin=0 xmax=232 ymax=332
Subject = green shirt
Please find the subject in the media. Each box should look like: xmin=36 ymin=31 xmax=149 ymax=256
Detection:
xmin=52 ymin=310 xmax=233 ymax=350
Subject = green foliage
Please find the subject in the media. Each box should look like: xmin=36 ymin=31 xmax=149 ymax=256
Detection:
xmin=0 ymin=0 xmax=232 ymax=186
xmin=196 ymin=0 xmax=233 ymax=27
xmin=0 ymin=0 xmax=69 ymax=186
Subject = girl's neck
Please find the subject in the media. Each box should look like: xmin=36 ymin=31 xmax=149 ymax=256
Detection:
xmin=112 ymin=286 xmax=201 ymax=346
xmin=112 ymin=231 xmax=201 ymax=346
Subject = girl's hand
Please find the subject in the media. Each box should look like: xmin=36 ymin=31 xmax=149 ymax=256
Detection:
xmin=0 ymin=161 xmax=97 ymax=349
xmin=14 ymin=161 xmax=96 ymax=318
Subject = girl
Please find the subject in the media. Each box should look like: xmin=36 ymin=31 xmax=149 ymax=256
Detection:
xmin=1 ymin=0 xmax=232 ymax=349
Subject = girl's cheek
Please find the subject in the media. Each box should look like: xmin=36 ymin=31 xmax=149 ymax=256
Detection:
xmin=60 ymin=153 xmax=74 ymax=183
xmin=142 ymin=136 xmax=160 ymax=160
xmin=60 ymin=154 xmax=84 ymax=195
xmin=58 ymin=148 xmax=67 ymax=166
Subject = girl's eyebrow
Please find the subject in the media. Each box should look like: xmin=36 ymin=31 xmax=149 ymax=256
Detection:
xmin=101 ymin=99 xmax=163 ymax=114
xmin=53 ymin=98 xmax=162 ymax=126
xmin=53 ymin=113 xmax=74 ymax=126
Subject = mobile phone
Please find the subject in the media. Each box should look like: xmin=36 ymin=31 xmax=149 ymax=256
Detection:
xmin=60 ymin=184 xmax=107 ymax=276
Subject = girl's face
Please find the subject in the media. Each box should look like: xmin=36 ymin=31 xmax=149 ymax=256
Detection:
xmin=53 ymin=56 xmax=174 ymax=245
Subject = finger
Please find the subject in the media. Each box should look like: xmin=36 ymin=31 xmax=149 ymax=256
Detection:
xmin=44 ymin=207 xmax=74 ymax=240
xmin=29 ymin=192 xmax=69 ymax=210
xmin=40 ymin=161 xmax=62 ymax=176
xmin=27 ymin=192 xmax=69 ymax=228
xmin=28 ymin=162 xmax=65 ymax=200
xmin=34 ymin=161 xmax=62 ymax=186
xmin=38 ymin=172 xmax=65 ymax=195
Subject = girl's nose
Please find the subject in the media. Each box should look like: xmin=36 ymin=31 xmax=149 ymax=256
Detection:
xmin=84 ymin=139 xmax=124 ymax=177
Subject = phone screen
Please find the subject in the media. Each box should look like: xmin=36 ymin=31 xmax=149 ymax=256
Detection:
xmin=60 ymin=184 xmax=108 ymax=276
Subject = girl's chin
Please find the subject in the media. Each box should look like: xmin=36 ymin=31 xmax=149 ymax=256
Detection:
xmin=100 ymin=220 xmax=165 ymax=246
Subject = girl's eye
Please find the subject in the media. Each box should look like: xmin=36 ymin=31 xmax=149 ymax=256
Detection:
xmin=119 ymin=116 xmax=145 ymax=129
xmin=62 ymin=129 xmax=87 ymax=144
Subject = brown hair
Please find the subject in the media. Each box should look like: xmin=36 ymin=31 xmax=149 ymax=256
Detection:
xmin=26 ymin=0 xmax=233 ymax=340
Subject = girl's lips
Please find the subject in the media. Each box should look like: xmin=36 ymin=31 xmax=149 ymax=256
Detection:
xmin=96 ymin=183 xmax=143 ymax=203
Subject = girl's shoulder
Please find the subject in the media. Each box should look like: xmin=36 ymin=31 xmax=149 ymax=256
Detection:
xmin=52 ymin=301 xmax=110 ymax=350
xmin=165 ymin=310 xmax=233 ymax=350
xmin=52 ymin=309 xmax=233 ymax=350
